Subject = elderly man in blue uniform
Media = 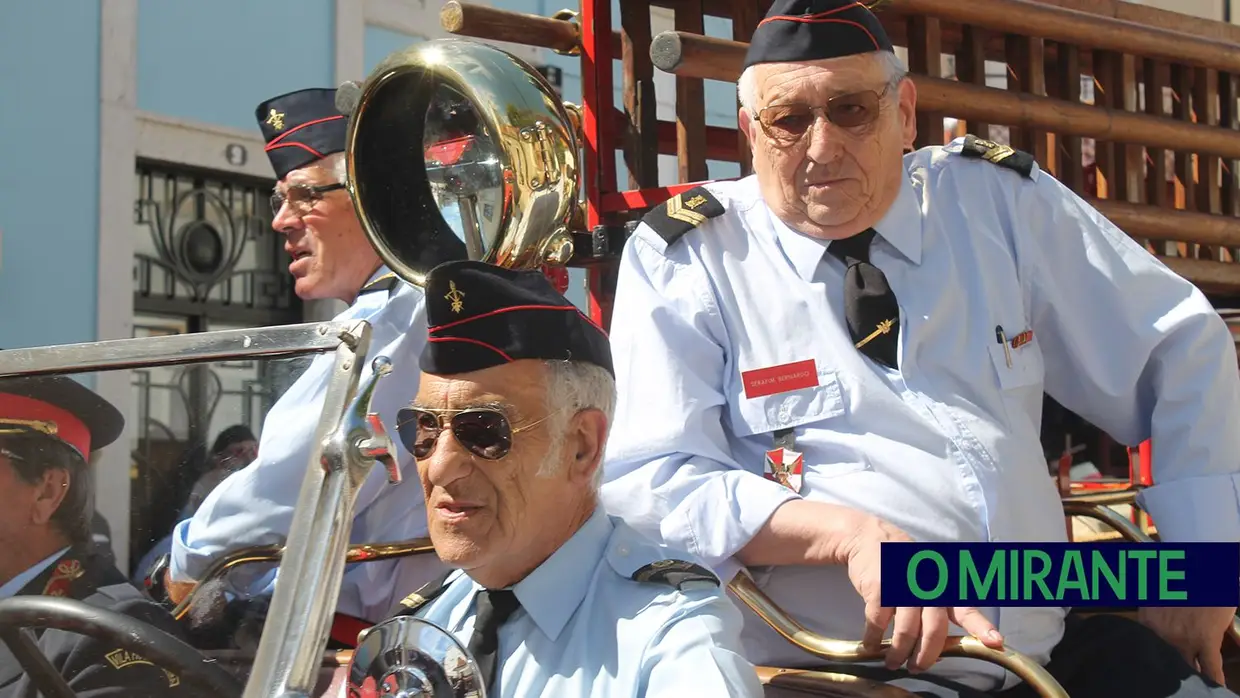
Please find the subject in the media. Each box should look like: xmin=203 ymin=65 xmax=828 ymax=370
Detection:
xmin=0 ymin=375 xmax=187 ymax=697
xmin=357 ymin=260 xmax=762 ymax=697
xmin=164 ymin=87 xmax=448 ymax=638
xmin=601 ymin=1 xmax=1240 ymax=696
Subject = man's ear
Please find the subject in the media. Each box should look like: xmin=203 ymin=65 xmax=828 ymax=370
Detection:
xmin=567 ymin=409 xmax=608 ymax=485
xmin=739 ymin=107 xmax=759 ymax=149
xmin=898 ymin=78 xmax=917 ymax=151
xmin=30 ymin=468 xmax=70 ymax=526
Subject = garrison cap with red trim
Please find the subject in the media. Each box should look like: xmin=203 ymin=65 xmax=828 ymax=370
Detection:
xmin=743 ymin=0 xmax=894 ymax=70
xmin=420 ymin=261 xmax=613 ymax=377
xmin=255 ymin=88 xmax=348 ymax=180
xmin=0 ymin=374 xmax=124 ymax=461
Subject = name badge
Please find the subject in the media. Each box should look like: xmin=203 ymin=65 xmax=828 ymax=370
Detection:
xmin=741 ymin=359 xmax=819 ymax=399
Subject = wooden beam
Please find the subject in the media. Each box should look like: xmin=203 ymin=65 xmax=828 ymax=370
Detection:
xmin=648 ymin=31 xmax=1240 ymax=161
xmin=882 ymin=0 xmax=1240 ymax=75
xmin=440 ymin=1 xmax=622 ymax=57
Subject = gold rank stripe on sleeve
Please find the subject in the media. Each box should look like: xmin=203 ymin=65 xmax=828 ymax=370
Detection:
xmin=666 ymin=194 xmax=710 ymax=228
xmin=640 ymin=186 xmax=726 ymax=245
xmin=958 ymin=134 xmax=1035 ymax=179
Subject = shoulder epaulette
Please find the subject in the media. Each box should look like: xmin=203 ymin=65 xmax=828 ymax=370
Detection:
xmin=629 ymin=559 xmax=720 ymax=591
xmin=640 ymin=186 xmax=725 ymax=245
xmin=958 ymin=134 xmax=1035 ymax=179
xmin=393 ymin=569 xmax=457 ymax=615
xmin=359 ymin=272 xmax=401 ymax=296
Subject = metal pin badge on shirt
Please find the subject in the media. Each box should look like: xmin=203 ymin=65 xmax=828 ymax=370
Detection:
xmin=764 ymin=428 xmax=803 ymax=493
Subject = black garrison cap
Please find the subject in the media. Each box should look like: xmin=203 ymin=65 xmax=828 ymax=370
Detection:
xmin=743 ymin=0 xmax=894 ymax=70
xmin=255 ymin=88 xmax=348 ymax=180
xmin=420 ymin=261 xmax=613 ymax=377
xmin=0 ymin=373 xmax=124 ymax=460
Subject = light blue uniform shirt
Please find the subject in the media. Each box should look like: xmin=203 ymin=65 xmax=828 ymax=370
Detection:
xmin=600 ymin=137 xmax=1240 ymax=691
xmin=410 ymin=508 xmax=763 ymax=698
xmin=170 ymin=266 xmax=448 ymax=621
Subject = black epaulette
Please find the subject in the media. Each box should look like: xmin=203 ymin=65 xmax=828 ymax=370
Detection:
xmin=630 ymin=559 xmax=720 ymax=591
xmin=958 ymin=134 xmax=1035 ymax=179
xmin=640 ymin=186 xmax=725 ymax=245
xmin=359 ymin=272 xmax=401 ymax=296
xmin=392 ymin=569 xmax=457 ymax=616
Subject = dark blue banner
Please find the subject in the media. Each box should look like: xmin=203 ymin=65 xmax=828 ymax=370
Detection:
xmin=880 ymin=542 xmax=1239 ymax=607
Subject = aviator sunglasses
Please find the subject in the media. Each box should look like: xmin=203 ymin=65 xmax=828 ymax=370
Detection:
xmin=396 ymin=406 xmax=558 ymax=461
xmin=756 ymin=83 xmax=894 ymax=145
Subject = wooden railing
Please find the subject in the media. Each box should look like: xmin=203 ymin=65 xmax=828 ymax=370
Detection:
xmin=440 ymin=0 xmax=1240 ymax=301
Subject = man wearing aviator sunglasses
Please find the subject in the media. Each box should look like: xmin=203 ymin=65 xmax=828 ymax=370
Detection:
xmin=357 ymin=260 xmax=761 ymax=698
xmin=163 ymin=87 xmax=448 ymax=645
xmin=602 ymin=0 xmax=1240 ymax=696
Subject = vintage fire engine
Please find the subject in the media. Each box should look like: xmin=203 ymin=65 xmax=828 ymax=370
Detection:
xmin=1 ymin=0 xmax=1239 ymax=695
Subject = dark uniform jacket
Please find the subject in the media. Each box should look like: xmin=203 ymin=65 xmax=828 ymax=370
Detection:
xmin=0 ymin=544 xmax=188 ymax=697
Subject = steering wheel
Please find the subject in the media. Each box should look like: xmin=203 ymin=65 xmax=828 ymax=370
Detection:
xmin=0 ymin=596 xmax=245 ymax=698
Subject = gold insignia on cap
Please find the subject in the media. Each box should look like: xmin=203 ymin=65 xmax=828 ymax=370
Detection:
xmin=445 ymin=280 xmax=465 ymax=314
xmin=266 ymin=108 xmax=286 ymax=131
xmin=0 ymin=419 xmax=58 ymax=436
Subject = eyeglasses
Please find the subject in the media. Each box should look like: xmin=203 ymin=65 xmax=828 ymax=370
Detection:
xmin=396 ymin=407 xmax=558 ymax=461
xmin=269 ymin=182 xmax=346 ymax=216
xmin=756 ymin=83 xmax=894 ymax=145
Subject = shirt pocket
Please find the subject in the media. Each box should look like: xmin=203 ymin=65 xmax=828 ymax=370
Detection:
xmin=987 ymin=335 xmax=1043 ymax=391
xmin=729 ymin=369 xmax=872 ymax=478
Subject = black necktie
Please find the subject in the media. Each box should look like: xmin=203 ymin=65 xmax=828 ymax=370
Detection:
xmin=827 ymin=228 xmax=901 ymax=369
xmin=467 ymin=588 xmax=521 ymax=692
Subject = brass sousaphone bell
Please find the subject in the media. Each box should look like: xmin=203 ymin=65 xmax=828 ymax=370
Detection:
xmin=338 ymin=38 xmax=583 ymax=287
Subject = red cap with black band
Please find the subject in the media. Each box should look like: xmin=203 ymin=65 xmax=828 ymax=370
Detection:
xmin=0 ymin=374 xmax=124 ymax=461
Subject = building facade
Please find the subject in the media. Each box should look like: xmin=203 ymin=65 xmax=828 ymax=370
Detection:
xmin=0 ymin=0 xmax=1232 ymax=571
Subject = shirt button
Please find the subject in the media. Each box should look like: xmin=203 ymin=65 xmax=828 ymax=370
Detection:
xmin=616 ymin=545 xmax=630 ymax=556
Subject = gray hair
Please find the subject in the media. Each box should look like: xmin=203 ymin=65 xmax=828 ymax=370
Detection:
xmin=737 ymin=50 xmax=909 ymax=116
xmin=320 ymin=152 xmax=348 ymax=183
xmin=540 ymin=360 xmax=616 ymax=487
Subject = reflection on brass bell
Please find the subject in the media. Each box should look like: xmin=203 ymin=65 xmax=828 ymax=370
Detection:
xmin=347 ymin=616 xmax=486 ymax=698
xmin=345 ymin=38 xmax=583 ymax=288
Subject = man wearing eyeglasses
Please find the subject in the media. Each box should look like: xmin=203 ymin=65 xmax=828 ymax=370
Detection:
xmin=351 ymin=260 xmax=762 ymax=698
xmin=0 ymin=375 xmax=187 ymax=697
xmin=600 ymin=0 xmax=1240 ymax=696
xmin=162 ymin=87 xmax=448 ymax=643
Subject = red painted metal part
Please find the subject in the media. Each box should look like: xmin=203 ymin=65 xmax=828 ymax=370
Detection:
xmin=542 ymin=265 xmax=571 ymax=295
xmin=1134 ymin=439 xmax=1153 ymax=527
xmin=602 ymin=181 xmax=720 ymax=212
xmin=1137 ymin=439 xmax=1153 ymax=485
xmin=581 ymin=0 xmax=616 ymax=328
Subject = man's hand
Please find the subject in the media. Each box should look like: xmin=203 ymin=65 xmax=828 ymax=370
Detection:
xmin=1138 ymin=606 xmax=1236 ymax=685
xmin=164 ymin=569 xmax=195 ymax=606
xmin=843 ymin=516 xmax=1005 ymax=673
